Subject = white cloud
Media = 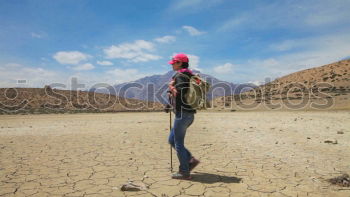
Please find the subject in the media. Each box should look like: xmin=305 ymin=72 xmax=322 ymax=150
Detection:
xmin=96 ymin=60 xmax=113 ymax=66
xmin=218 ymin=16 xmax=248 ymax=32
xmin=31 ymin=32 xmax=43 ymax=38
xmin=213 ymin=63 xmax=234 ymax=74
xmin=72 ymin=63 xmax=95 ymax=71
xmin=269 ymin=40 xmax=300 ymax=52
xmin=67 ymin=68 xmax=155 ymax=87
xmin=233 ymin=32 xmax=350 ymax=83
xmin=187 ymin=54 xmax=201 ymax=71
xmin=218 ymin=0 xmax=350 ymax=32
xmin=106 ymin=68 xmax=147 ymax=84
xmin=248 ymin=58 xmax=280 ymax=69
xmin=305 ymin=13 xmax=343 ymax=26
xmin=0 ymin=63 xmax=151 ymax=89
xmin=172 ymin=0 xmax=202 ymax=9
xmin=247 ymin=80 xmax=264 ymax=86
xmin=104 ymin=40 xmax=162 ymax=62
xmin=270 ymin=32 xmax=350 ymax=65
xmin=154 ymin=35 xmax=176 ymax=43
xmin=304 ymin=1 xmax=350 ymax=26
xmin=0 ymin=63 xmax=62 ymax=88
xmin=170 ymin=0 xmax=223 ymax=11
xmin=182 ymin=26 xmax=206 ymax=36
xmin=269 ymin=30 xmax=350 ymax=54
xmin=132 ymin=53 xmax=162 ymax=63
xmin=53 ymin=51 xmax=90 ymax=65
xmin=2 ymin=63 xmax=22 ymax=68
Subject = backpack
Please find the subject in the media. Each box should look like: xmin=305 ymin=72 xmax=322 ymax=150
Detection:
xmin=178 ymin=72 xmax=211 ymax=110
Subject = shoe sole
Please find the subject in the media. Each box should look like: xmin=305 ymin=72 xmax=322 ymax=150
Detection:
xmin=172 ymin=176 xmax=192 ymax=180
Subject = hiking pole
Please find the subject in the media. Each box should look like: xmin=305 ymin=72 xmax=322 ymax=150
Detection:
xmin=167 ymin=91 xmax=173 ymax=172
xmin=169 ymin=107 xmax=173 ymax=172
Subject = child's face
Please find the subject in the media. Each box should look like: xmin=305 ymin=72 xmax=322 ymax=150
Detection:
xmin=172 ymin=61 xmax=182 ymax=71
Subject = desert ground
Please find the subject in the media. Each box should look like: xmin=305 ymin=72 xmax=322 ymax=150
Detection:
xmin=0 ymin=111 xmax=349 ymax=197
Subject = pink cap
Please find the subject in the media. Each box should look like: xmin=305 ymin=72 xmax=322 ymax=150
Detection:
xmin=168 ymin=53 xmax=189 ymax=65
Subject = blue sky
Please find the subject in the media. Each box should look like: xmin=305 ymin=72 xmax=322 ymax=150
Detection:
xmin=1 ymin=0 xmax=350 ymax=88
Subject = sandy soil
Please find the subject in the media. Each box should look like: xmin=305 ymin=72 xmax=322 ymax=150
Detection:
xmin=0 ymin=111 xmax=350 ymax=197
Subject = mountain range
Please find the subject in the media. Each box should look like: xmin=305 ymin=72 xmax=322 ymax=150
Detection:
xmin=212 ymin=59 xmax=350 ymax=110
xmin=98 ymin=70 xmax=256 ymax=104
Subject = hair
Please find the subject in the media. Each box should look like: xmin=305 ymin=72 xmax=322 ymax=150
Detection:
xmin=181 ymin=62 xmax=189 ymax=68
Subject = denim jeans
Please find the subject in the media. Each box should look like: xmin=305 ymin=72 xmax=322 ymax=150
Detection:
xmin=168 ymin=111 xmax=195 ymax=173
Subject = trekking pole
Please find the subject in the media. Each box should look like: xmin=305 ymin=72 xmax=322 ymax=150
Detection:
xmin=169 ymin=107 xmax=173 ymax=172
xmin=167 ymin=91 xmax=173 ymax=172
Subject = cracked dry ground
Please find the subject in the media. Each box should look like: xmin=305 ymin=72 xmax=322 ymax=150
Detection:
xmin=0 ymin=111 xmax=350 ymax=197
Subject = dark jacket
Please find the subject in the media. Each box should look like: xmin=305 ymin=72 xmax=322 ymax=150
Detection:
xmin=171 ymin=71 xmax=197 ymax=114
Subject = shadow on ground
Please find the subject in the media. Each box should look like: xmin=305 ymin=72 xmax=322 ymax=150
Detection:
xmin=191 ymin=172 xmax=242 ymax=184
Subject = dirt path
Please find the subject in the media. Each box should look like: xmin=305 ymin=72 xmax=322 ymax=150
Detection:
xmin=0 ymin=111 xmax=349 ymax=196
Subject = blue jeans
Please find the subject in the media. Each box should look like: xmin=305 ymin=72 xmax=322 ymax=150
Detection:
xmin=168 ymin=111 xmax=195 ymax=173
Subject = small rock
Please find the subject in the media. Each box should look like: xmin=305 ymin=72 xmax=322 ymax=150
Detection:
xmin=120 ymin=182 xmax=148 ymax=191
xmin=337 ymin=131 xmax=344 ymax=134
xmin=324 ymin=140 xmax=338 ymax=144
xmin=328 ymin=174 xmax=350 ymax=187
xmin=307 ymin=137 xmax=311 ymax=139
xmin=294 ymin=118 xmax=297 ymax=121
xmin=275 ymin=141 xmax=278 ymax=144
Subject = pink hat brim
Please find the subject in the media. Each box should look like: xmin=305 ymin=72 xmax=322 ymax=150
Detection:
xmin=168 ymin=60 xmax=176 ymax=65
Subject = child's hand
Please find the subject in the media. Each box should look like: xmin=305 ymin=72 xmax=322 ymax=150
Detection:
xmin=164 ymin=104 xmax=172 ymax=113
xmin=169 ymin=87 xmax=177 ymax=97
xmin=168 ymin=80 xmax=177 ymax=97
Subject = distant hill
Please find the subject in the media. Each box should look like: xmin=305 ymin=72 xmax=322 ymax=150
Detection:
xmin=212 ymin=59 xmax=350 ymax=110
xmin=0 ymin=87 xmax=164 ymax=115
xmin=104 ymin=70 xmax=256 ymax=104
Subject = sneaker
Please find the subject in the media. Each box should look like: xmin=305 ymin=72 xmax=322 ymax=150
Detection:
xmin=189 ymin=157 xmax=200 ymax=171
xmin=171 ymin=172 xmax=192 ymax=180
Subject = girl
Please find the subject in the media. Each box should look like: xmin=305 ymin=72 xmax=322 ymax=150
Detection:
xmin=167 ymin=53 xmax=200 ymax=180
